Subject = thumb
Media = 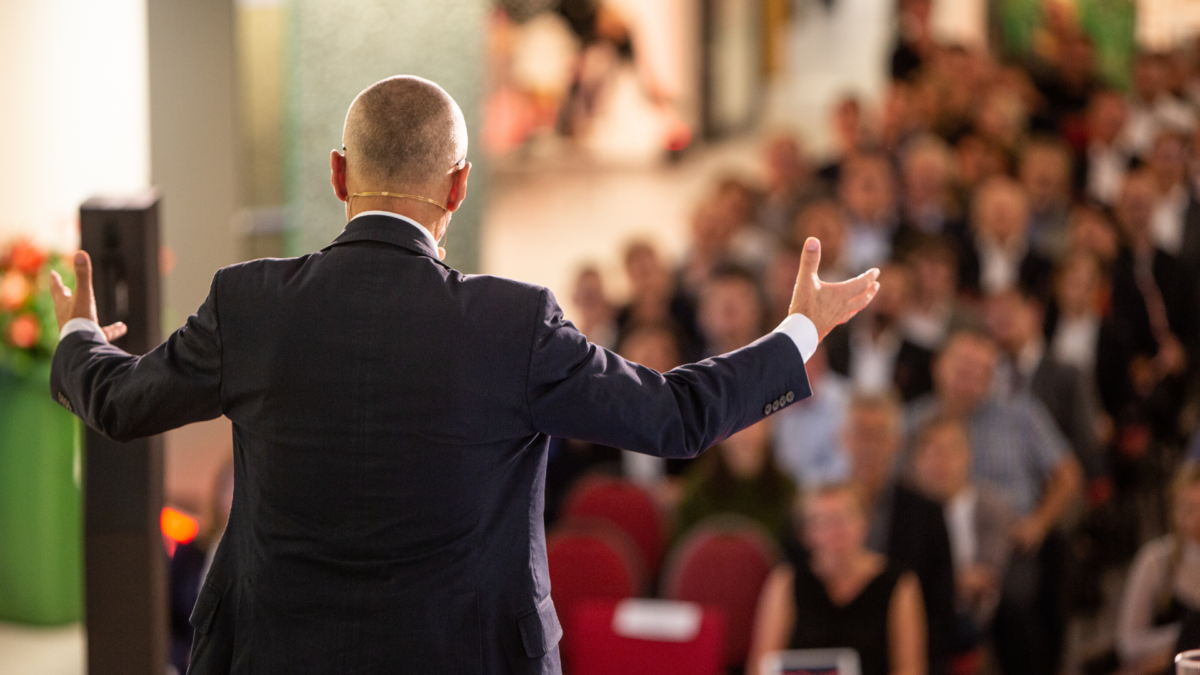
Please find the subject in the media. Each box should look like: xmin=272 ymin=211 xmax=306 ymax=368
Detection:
xmin=797 ymin=237 xmax=821 ymax=283
xmin=72 ymin=251 xmax=95 ymax=316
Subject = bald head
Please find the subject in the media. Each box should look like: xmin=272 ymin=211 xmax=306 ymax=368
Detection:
xmin=343 ymin=76 xmax=468 ymax=191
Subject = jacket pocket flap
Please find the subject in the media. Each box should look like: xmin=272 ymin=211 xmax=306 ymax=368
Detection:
xmin=517 ymin=595 xmax=562 ymax=658
xmin=189 ymin=579 xmax=224 ymax=635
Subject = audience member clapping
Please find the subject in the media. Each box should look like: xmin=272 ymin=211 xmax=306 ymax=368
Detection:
xmin=749 ymin=483 xmax=927 ymax=675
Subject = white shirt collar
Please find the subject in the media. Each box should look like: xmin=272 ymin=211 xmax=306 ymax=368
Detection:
xmin=351 ymin=210 xmax=440 ymax=253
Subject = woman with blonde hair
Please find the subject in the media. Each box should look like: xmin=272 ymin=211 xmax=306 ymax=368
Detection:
xmin=747 ymin=483 xmax=927 ymax=675
xmin=1115 ymin=463 xmax=1200 ymax=675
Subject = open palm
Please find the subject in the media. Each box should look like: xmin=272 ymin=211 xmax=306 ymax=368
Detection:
xmin=789 ymin=237 xmax=881 ymax=341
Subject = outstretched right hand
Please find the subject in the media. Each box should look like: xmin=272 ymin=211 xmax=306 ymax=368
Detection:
xmin=49 ymin=251 xmax=128 ymax=342
xmin=789 ymin=237 xmax=880 ymax=341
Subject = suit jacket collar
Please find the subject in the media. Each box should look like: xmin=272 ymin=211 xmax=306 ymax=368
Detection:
xmin=325 ymin=214 xmax=448 ymax=268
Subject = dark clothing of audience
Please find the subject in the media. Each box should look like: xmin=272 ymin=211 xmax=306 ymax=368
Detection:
xmin=789 ymin=554 xmax=905 ymax=675
xmin=824 ymin=322 xmax=935 ymax=402
xmin=615 ymin=293 xmax=704 ymax=364
xmin=957 ymin=242 xmax=1056 ymax=303
xmin=1098 ymin=247 xmax=1198 ymax=434
xmin=673 ymin=449 xmax=796 ymax=544
xmin=1025 ymin=352 xmax=1106 ymax=479
xmin=867 ymin=482 xmax=956 ymax=675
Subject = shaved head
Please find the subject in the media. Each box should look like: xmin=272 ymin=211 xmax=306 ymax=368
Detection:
xmin=342 ymin=76 xmax=468 ymax=190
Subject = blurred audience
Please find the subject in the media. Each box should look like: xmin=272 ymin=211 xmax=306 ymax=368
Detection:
xmin=908 ymin=331 xmax=1082 ymax=675
xmin=749 ymin=484 xmax=927 ymax=675
xmin=673 ymin=420 xmax=796 ymax=544
xmin=1116 ymin=463 xmax=1200 ymax=675
xmin=825 ymin=263 xmax=934 ymax=402
xmin=840 ymin=392 xmax=955 ymax=675
xmin=772 ymin=346 xmax=851 ymax=488
xmin=912 ymin=415 xmax=1014 ymax=660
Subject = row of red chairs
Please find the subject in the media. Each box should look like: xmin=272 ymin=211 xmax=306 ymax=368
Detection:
xmin=549 ymin=476 xmax=781 ymax=674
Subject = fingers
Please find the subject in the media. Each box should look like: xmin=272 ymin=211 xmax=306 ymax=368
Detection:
xmin=73 ymin=251 xmax=94 ymax=315
xmin=49 ymin=270 xmax=71 ymax=301
xmin=834 ymin=281 xmax=882 ymax=325
xmin=796 ymin=237 xmax=821 ymax=283
xmin=102 ymin=322 xmax=127 ymax=342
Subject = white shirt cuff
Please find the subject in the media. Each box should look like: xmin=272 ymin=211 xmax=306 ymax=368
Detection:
xmin=773 ymin=314 xmax=818 ymax=363
xmin=60 ymin=318 xmax=107 ymax=343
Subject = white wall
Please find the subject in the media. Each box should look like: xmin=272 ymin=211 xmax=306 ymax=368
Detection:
xmin=0 ymin=0 xmax=150 ymax=250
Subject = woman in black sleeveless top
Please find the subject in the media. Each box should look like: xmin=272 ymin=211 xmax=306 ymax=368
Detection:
xmin=748 ymin=484 xmax=927 ymax=675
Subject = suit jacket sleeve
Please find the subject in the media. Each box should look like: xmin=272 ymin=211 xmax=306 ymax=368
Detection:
xmin=49 ymin=272 xmax=224 ymax=442
xmin=526 ymin=288 xmax=811 ymax=458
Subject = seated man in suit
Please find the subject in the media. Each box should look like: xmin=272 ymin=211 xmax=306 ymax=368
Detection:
xmin=47 ymin=76 xmax=880 ymax=675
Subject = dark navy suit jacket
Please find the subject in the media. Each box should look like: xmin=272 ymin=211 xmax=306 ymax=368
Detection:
xmin=50 ymin=214 xmax=811 ymax=674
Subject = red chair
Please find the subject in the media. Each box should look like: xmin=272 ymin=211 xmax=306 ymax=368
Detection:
xmin=547 ymin=522 xmax=645 ymax=664
xmin=661 ymin=515 xmax=781 ymax=669
xmin=561 ymin=476 xmax=666 ymax=579
xmin=568 ymin=599 xmax=725 ymax=675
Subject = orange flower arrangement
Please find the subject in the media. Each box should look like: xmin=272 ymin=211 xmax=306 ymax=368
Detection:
xmin=0 ymin=239 xmax=72 ymax=376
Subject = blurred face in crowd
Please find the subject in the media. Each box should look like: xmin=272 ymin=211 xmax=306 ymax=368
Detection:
xmin=793 ymin=200 xmax=847 ymax=269
xmin=1116 ymin=171 xmax=1158 ymax=248
xmin=1176 ymin=478 xmax=1200 ymax=545
xmin=903 ymin=137 xmax=951 ymax=208
xmin=1149 ymin=132 xmax=1189 ymax=189
xmin=1132 ymin=53 xmax=1166 ymax=102
xmin=766 ymin=248 xmax=802 ymax=318
xmin=624 ymin=243 xmax=672 ymax=304
xmin=1165 ymin=49 xmax=1191 ymax=95
xmin=1086 ymin=91 xmax=1127 ymax=145
xmin=975 ymin=91 xmax=1024 ymax=147
xmin=1059 ymin=35 xmax=1096 ymax=84
xmin=1068 ymin=204 xmax=1120 ymax=263
xmin=764 ymin=135 xmax=808 ymax=195
xmin=572 ymin=267 xmax=610 ymax=321
xmin=984 ymin=290 xmax=1041 ymax=355
xmin=839 ymin=154 xmax=896 ymax=224
xmin=698 ymin=273 xmax=764 ymax=352
xmin=913 ymin=421 xmax=973 ymax=503
xmin=833 ymin=97 xmax=863 ymax=154
xmin=691 ymin=197 xmax=741 ymax=259
xmin=721 ymin=420 xmax=771 ymax=480
xmin=716 ymin=179 xmax=756 ymax=228
xmin=909 ymin=244 xmax=958 ymax=305
xmin=1020 ymin=144 xmax=1070 ymax=212
xmin=934 ymin=333 xmax=998 ymax=411
xmin=803 ymin=487 xmax=869 ymax=565
xmin=956 ymin=135 xmax=1008 ymax=188
xmin=869 ymin=263 xmax=914 ymax=322
xmin=973 ymin=177 xmax=1030 ymax=247
xmin=1055 ymin=253 xmax=1103 ymax=318
xmin=618 ymin=325 xmax=681 ymax=373
xmin=842 ymin=400 xmax=901 ymax=495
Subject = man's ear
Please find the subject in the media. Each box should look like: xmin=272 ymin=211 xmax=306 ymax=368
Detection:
xmin=330 ymin=149 xmax=349 ymax=202
xmin=445 ymin=162 xmax=471 ymax=212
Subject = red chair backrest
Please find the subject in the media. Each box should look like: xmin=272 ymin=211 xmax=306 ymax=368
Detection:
xmin=561 ymin=476 xmax=665 ymax=578
xmin=662 ymin=516 xmax=781 ymax=668
xmin=568 ymin=599 xmax=725 ymax=675
xmin=546 ymin=523 xmax=645 ymax=663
